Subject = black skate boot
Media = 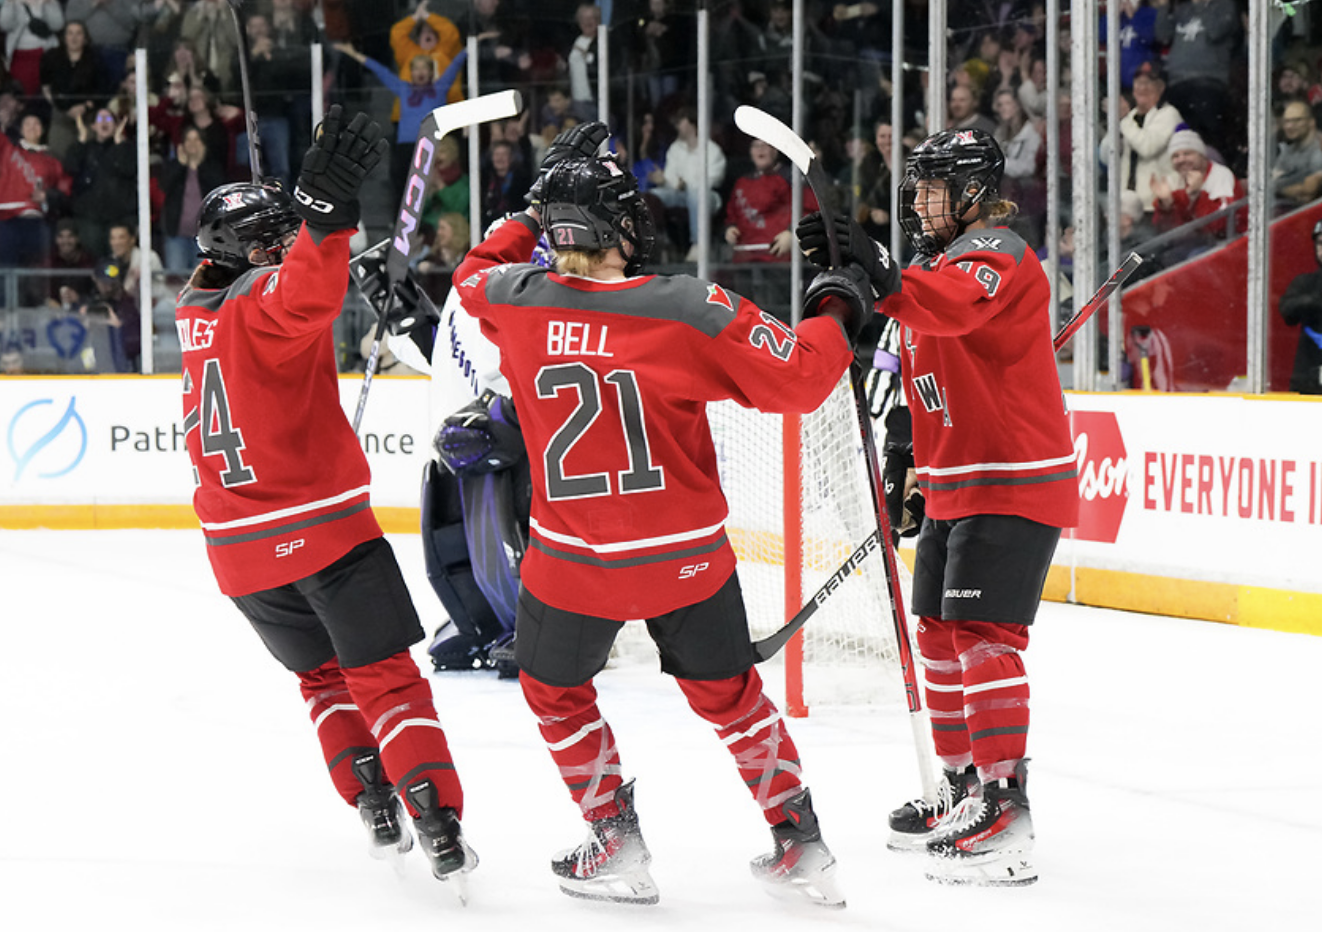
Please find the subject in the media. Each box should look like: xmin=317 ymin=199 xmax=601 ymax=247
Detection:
xmin=427 ymin=625 xmax=494 ymax=672
xmin=404 ymin=778 xmax=479 ymax=897
xmin=887 ymin=764 xmax=978 ymax=852
xmin=488 ymin=633 xmax=519 ymax=680
xmin=551 ymin=779 xmax=659 ymax=905
xmin=750 ymin=788 xmax=845 ymax=909
xmin=351 ymin=753 xmax=413 ymax=861
xmin=926 ymin=760 xmax=1036 ymax=887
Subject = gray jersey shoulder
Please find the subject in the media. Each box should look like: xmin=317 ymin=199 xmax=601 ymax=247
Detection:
xmin=945 ymin=228 xmax=1028 ymax=264
xmin=483 ymin=266 xmax=740 ymax=338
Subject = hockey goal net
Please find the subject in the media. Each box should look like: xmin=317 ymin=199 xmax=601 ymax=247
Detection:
xmin=613 ymin=373 xmax=912 ymax=716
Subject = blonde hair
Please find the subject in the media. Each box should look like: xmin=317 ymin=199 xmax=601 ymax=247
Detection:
xmin=553 ymin=249 xmax=610 ymax=277
xmin=981 ymin=197 xmax=1020 ymax=224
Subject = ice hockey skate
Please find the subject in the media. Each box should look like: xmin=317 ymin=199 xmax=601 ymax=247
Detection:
xmin=887 ymin=764 xmax=978 ymax=852
xmin=750 ymin=788 xmax=845 ymax=909
xmin=925 ymin=761 xmax=1037 ymax=887
xmin=405 ymin=779 xmax=479 ymax=904
xmin=353 ymin=754 xmax=413 ymax=873
xmin=551 ymin=780 xmax=659 ymax=905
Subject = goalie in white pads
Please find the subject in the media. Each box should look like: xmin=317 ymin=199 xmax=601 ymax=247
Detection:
xmin=451 ymin=121 xmax=880 ymax=908
xmin=799 ymin=128 xmax=1079 ymax=887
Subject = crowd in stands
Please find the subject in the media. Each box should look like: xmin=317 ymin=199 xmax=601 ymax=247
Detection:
xmin=0 ymin=0 xmax=1307 ymax=376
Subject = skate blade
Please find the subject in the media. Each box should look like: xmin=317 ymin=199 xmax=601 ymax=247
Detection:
xmin=439 ymin=868 xmax=471 ymax=906
xmin=368 ymin=830 xmax=414 ymax=878
xmin=886 ymin=830 xmax=932 ymax=854
xmin=925 ymin=852 xmax=1037 ymax=887
xmin=558 ymin=870 xmax=660 ymax=906
xmin=754 ymin=860 xmax=846 ymax=909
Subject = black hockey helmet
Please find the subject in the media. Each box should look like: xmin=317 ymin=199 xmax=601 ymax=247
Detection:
xmin=898 ymin=129 xmax=1006 ymax=253
xmin=196 ymin=182 xmax=301 ymax=269
xmin=539 ymin=155 xmax=654 ymax=276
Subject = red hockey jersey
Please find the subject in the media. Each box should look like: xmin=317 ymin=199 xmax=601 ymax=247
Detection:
xmin=176 ymin=227 xmax=382 ymax=596
xmin=880 ymin=228 xmax=1079 ymax=529
xmin=454 ymin=216 xmax=853 ymax=620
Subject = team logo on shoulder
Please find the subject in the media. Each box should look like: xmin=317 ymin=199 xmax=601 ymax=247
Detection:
xmin=705 ymin=283 xmax=733 ymax=312
xmin=970 ymin=236 xmax=1002 ymax=251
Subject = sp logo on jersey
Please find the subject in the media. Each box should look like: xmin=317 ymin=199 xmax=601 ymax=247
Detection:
xmin=678 ymin=562 xmax=709 ymax=579
xmin=275 ymin=539 xmax=305 ymax=558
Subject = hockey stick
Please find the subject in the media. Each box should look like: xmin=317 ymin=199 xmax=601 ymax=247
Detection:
xmin=225 ymin=0 xmax=265 ymax=183
xmin=1052 ymin=251 xmax=1143 ymax=352
xmin=351 ymin=90 xmax=522 ymax=435
xmin=735 ymin=105 xmax=936 ymax=798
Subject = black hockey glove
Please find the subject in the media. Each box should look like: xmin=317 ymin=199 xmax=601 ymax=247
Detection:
xmin=804 ymin=264 xmax=876 ymax=346
xmin=349 ymin=240 xmax=438 ymax=336
xmin=293 ymin=105 xmax=388 ymax=233
xmin=435 ymin=390 xmax=526 ymax=476
xmin=526 ymin=120 xmax=609 ymax=209
xmin=881 ymin=405 xmax=924 ymax=540
xmin=796 ymin=211 xmax=902 ymax=300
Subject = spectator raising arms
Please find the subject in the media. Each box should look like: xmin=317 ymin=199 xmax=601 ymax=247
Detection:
xmin=62 ymin=105 xmax=135 ymax=257
xmin=389 ymin=1 xmax=465 ymax=119
xmin=0 ymin=109 xmax=69 ymax=303
xmin=334 ymin=42 xmax=467 ymax=209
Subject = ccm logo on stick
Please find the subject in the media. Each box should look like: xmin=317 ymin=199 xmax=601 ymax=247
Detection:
xmin=678 ymin=562 xmax=709 ymax=579
xmin=276 ymin=539 xmax=305 ymax=558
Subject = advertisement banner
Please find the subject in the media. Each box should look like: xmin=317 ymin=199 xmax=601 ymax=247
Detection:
xmin=0 ymin=376 xmax=433 ymax=511
xmin=1065 ymin=393 xmax=1322 ymax=594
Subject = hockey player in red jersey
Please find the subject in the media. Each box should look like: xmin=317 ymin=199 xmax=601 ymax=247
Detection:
xmin=175 ymin=106 xmax=476 ymax=888
xmin=452 ymin=122 xmax=890 ymax=908
xmin=799 ymin=128 xmax=1078 ymax=886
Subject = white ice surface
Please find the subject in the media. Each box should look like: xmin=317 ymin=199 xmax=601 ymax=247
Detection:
xmin=2 ymin=530 xmax=1317 ymax=931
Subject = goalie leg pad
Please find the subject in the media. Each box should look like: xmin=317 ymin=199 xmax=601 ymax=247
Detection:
xmin=457 ymin=463 xmax=528 ymax=635
xmin=421 ymin=461 xmax=506 ymax=647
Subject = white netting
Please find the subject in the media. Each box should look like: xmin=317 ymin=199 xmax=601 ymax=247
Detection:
xmin=613 ymin=374 xmax=913 ymax=711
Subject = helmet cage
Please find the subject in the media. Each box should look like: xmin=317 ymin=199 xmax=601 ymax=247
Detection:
xmin=897 ymin=129 xmax=1005 ymax=253
xmin=540 ymin=156 xmax=654 ymax=276
xmin=197 ymin=183 xmax=301 ymax=269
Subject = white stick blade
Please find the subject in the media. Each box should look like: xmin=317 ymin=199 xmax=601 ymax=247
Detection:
xmin=430 ymin=90 xmax=523 ymax=140
xmin=733 ymin=106 xmax=814 ymax=175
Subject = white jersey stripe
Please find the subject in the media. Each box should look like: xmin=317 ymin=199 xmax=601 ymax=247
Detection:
xmin=531 ymin=516 xmax=727 ymax=554
xmin=313 ymin=703 xmax=359 ymax=730
xmin=720 ymin=710 xmax=782 ymax=746
xmin=916 ymin=453 xmax=1076 ymax=478
xmin=378 ymin=717 xmax=447 ymax=751
xmin=964 ymin=675 xmax=1029 ymax=696
xmin=200 ymin=485 xmax=373 ymax=531
xmin=547 ymin=716 xmax=607 ymax=751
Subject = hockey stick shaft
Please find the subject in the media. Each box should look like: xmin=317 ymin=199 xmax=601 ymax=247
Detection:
xmin=1052 ymin=251 xmax=1143 ymax=352
xmin=226 ymin=0 xmax=264 ymax=183
xmin=736 ymin=105 xmax=934 ymax=797
xmin=352 ymin=91 xmax=522 ymax=435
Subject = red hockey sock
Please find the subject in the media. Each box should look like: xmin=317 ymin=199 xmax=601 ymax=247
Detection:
xmin=677 ymin=669 xmax=804 ymax=825
xmin=297 ymin=659 xmax=381 ymax=807
xmin=519 ymin=672 xmax=624 ymax=819
xmin=341 ymin=651 xmax=464 ymax=819
xmin=953 ymin=622 xmax=1031 ymax=782
xmin=916 ymin=616 xmax=972 ymax=769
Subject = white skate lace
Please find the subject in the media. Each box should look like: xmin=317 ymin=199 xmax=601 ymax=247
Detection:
xmin=573 ymin=825 xmax=612 ymax=878
xmin=940 ymin=795 xmax=989 ymax=835
xmin=906 ymin=771 xmax=958 ymax=818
